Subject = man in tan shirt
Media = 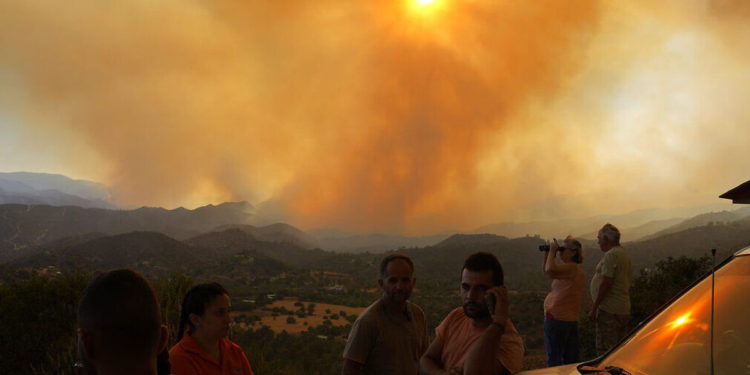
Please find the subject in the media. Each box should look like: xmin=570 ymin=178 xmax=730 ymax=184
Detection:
xmin=589 ymin=223 xmax=632 ymax=355
xmin=342 ymin=254 xmax=429 ymax=375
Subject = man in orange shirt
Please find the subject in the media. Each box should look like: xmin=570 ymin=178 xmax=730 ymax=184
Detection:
xmin=420 ymin=252 xmax=524 ymax=375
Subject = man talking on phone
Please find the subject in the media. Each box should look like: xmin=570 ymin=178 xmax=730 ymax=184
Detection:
xmin=420 ymin=252 xmax=524 ymax=375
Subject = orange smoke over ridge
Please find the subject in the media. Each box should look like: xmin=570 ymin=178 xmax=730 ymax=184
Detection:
xmin=277 ymin=0 xmax=600 ymax=233
xmin=1 ymin=1 xmax=749 ymax=234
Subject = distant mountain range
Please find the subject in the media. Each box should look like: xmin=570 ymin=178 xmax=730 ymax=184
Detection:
xmin=4 ymin=210 xmax=750 ymax=292
xmin=213 ymin=223 xmax=319 ymax=249
xmin=2 ymin=171 xmax=744 ymax=252
xmin=3 ymin=171 xmax=750 ymax=275
xmin=0 ymin=172 xmax=115 ymax=209
xmin=627 ymin=217 xmax=750 ymax=266
xmin=0 ymin=201 xmax=253 ymax=261
xmin=638 ymin=206 xmax=750 ymax=241
xmin=3 ymin=199 xmax=749 ymax=265
xmin=475 ymin=203 xmax=740 ymax=241
xmin=187 ymin=228 xmax=334 ymax=268
xmin=308 ymin=229 xmax=450 ymax=254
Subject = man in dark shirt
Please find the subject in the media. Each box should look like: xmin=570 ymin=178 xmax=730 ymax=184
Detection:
xmin=76 ymin=269 xmax=168 ymax=375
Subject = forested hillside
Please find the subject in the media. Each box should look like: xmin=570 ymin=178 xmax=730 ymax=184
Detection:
xmin=0 ymin=202 xmax=252 ymax=260
xmin=3 ymin=204 xmax=750 ymax=373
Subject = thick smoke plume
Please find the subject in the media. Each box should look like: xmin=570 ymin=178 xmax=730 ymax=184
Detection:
xmin=1 ymin=0 xmax=748 ymax=234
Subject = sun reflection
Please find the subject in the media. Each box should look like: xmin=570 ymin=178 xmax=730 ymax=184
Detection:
xmin=669 ymin=313 xmax=691 ymax=328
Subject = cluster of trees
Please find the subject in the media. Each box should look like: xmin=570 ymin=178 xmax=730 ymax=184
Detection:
xmin=256 ymin=303 xmax=358 ymax=326
xmin=630 ymin=255 xmax=712 ymax=323
xmin=0 ymin=272 xmax=91 ymax=374
xmin=267 ymin=302 xmax=319 ymax=319
xmin=233 ymin=324 xmax=352 ymax=375
xmin=235 ymin=313 xmax=263 ymax=326
xmin=230 ymin=270 xmax=378 ymax=311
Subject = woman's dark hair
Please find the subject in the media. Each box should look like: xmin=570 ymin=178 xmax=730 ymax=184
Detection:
xmin=176 ymin=282 xmax=229 ymax=341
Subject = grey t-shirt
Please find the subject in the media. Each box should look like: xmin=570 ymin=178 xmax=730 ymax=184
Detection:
xmin=343 ymin=299 xmax=429 ymax=375
xmin=591 ymin=246 xmax=632 ymax=315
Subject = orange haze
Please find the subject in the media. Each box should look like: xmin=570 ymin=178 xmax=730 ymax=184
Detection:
xmin=1 ymin=0 xmax=749 ymax=234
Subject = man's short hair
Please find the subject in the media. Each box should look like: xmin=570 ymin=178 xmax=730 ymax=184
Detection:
xmin=78 ymin=269 xmax=162 ymax=361
xmin=600 ymin=223 xmax=621 ymax=243
xmin=463 ymin=252 xmax=504 ymax=286
xmin=379 ymin=253 xmax=414 ymax=279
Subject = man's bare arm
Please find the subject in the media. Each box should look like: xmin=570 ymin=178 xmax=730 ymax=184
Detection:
xmin=589 ymin=276 xmax=614 ymax=320
xmin=419 ymin=337 xmax=449 ymax=375
xmin=463 ymin=324 xmax=508 ymax=375
xmin=464 ymin=286 xmax=512 ymax=375
xmin=342 ymin=359 xmax=365 ymax=375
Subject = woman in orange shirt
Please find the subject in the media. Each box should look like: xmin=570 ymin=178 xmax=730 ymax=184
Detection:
xmin=169 ymin=283 xmax=255 ymax=375
xmin=542 ymin=236 xmax=585 ymax=367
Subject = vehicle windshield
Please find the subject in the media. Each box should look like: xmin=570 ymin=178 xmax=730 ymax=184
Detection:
xmin=598 ymin=254 xmax=750 ymax=375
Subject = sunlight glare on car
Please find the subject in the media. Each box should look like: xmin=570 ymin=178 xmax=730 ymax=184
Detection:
xmin=669 ymin=313 xmax=691 ymax=328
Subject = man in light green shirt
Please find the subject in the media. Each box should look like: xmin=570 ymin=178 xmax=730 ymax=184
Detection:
xmin=589 ymin=223 xmax=632 ymax=355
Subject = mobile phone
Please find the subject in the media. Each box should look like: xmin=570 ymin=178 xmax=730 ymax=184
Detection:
xmin=485 ymin=293 xmax=496 ymax=315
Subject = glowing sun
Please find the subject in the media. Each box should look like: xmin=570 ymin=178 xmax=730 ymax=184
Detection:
xmin=415 ymin=0 xmax=436 ymax=6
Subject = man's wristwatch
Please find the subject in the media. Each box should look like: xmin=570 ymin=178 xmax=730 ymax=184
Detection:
xmin=491 ymin=320 xmax=506 ymax=332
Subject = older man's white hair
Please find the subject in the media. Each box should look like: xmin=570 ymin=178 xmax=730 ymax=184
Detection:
xmin=599 ymin=223 xmax=621 ymax=243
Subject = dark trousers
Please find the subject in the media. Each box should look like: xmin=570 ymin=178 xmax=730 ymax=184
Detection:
xmin=544 ymin=315 xmax=579 ymax=367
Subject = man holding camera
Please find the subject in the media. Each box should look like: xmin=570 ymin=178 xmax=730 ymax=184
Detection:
xmin=420 ymin=252 xmax=524 ymax=375
xmin=589 ymin=223 xmax=632 ymax=355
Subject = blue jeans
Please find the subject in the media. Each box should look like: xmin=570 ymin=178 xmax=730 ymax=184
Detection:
xmin=544 ymin=315 xmax=579 ymax=367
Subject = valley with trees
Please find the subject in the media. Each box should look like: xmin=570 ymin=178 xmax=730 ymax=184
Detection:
xmin=1 ymin=196 xmax=749 ymax=374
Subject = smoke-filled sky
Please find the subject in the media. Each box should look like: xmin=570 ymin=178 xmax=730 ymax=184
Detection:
xmin=1 ymin=0 xmax=749 ymax=234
